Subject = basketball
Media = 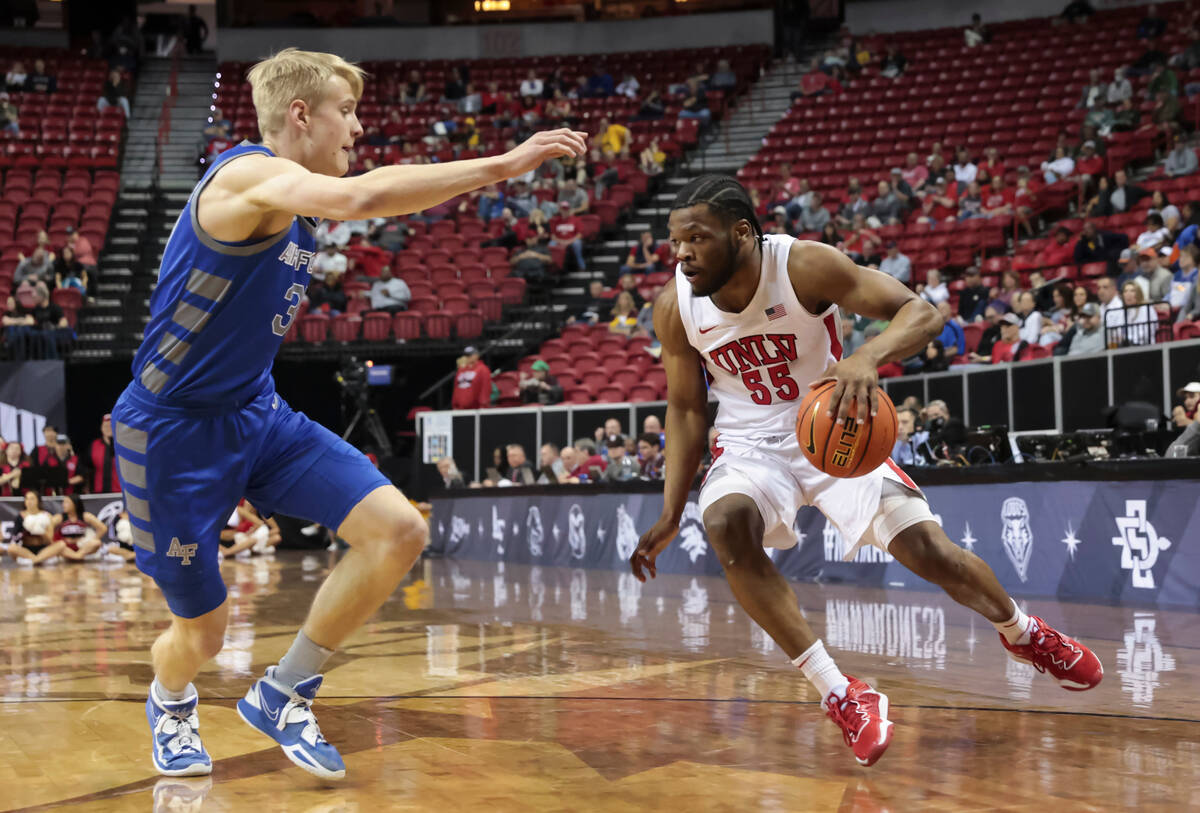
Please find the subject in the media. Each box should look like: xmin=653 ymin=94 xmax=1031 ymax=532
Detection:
xmin=796 ymin=382 xmax=898 ymax=478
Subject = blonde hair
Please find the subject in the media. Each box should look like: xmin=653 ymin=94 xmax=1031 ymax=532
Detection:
xmin=247 ymin=48 xmax=365 ymax=136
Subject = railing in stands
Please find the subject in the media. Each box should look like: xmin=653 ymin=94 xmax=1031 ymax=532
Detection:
xmin=154 ymin=47 xmax=181 ymax=188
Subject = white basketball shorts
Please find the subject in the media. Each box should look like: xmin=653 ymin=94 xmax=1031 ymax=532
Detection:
xmin=698 ymin=431 xmax=937 ymax=559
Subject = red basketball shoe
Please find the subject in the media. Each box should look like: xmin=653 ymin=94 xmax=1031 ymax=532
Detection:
xmin=824 ymin=676 xmax=893 ymax=767
xmin=999 ymin=616 xmax=1103 ymax=691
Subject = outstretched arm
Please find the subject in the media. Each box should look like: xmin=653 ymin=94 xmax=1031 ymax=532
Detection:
xmin=630 ymin=279 xmax=710 ymax=581
xmin=789 ymin=240 xmax=941 ymax=425
xmin=202 ymin=129 xmax=588 ymax=240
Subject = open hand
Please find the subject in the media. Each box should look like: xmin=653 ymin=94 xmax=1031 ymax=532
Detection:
xmin=810 ymin=354 xmax=879 ymax=426
xmin=630 ymin=515 xmax=678 ymax=582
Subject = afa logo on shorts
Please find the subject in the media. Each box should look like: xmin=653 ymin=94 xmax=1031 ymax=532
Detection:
xmin=167 ymin=537 xmax=198 ymax=566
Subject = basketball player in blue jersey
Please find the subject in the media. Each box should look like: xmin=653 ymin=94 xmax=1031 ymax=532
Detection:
xmin=110 ymin=48 xmax=586 ymax=779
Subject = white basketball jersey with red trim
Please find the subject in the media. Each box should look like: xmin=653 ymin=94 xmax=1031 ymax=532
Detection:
xmin=676 ymin=235 xmax=843 ymax=443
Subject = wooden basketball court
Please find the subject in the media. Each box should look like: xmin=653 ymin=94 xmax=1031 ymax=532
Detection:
xmin=1 ymin=553 xmax=1196 ymax=811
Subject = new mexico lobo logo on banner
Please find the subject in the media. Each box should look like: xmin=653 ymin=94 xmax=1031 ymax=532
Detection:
xmin=1001 ymin=497 xmax=1033 ymax=582
xmin=1112 ymin=500 xmax=1171 ymax=590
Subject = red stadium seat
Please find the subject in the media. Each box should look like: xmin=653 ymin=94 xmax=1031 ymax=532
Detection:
xmin=455 ymin=311 xmax=484 ymax=339
xmin=298 ymin=313 xmax=329 ymax=343
xmin=331 ymin=314 xmax=362 ymax=342
xmin=393 ymin=312 xmax=423 ymax=340
xmin=362 ymin=312 xmax=392 ymax=341
xmin=424 ymin=312 xmax=453 ymax=339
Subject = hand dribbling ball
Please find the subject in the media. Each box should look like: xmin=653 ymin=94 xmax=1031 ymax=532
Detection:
xmin=795 ymin=381 xmax=898 ymax=477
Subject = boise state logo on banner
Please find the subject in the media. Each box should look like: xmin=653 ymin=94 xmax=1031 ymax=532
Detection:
xmin=1001 ymin=497 xmax=1033 ymax=582
xmin=567 ymin=504 xmax=587 ymax=559
xmin=1112 ymin=500 xmax=1171 ymax=589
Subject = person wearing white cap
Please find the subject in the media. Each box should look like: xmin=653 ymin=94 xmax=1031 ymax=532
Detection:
xmin=1173 ymin=382 xmax=1200 ymax=427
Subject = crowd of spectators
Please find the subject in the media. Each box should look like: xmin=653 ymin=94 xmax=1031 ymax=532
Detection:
xmin=435 ymin=413 xmax=681 ymax=489
xmin=3 ymin=227 xmax=99 ymax=359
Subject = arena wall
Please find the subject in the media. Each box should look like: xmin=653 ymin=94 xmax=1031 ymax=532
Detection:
xmin=845 ymin=0 xmax=1156 ymax=34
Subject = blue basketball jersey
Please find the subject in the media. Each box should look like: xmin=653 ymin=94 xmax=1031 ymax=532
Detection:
xmin=130 ymin=141 xmax=317 ymax=408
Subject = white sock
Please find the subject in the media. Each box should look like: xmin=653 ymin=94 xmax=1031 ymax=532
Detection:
xmin=792 ymin=640 xmax=849 ymax=704
xmin=993 ymin=599 xmax=1035 ymax=645
xmin=153 ymin=678 xmax=194 ymax=704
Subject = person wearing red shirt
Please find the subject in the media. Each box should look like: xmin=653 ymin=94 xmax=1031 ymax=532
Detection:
xmin=90 ymin=413 xmax=120 ymax=493
xmin=0 ymin=440 xmax=30 ymax=497
xmin=34 ymin=424 xmax=56 ymax=467
xmin=990 ymin=314 xmax=1036 ymax=363
xmin=452 ymin=347 xmax=492 ymax=410
xmin=975 ymin=149 xmax=1005 ymax=184
xmin=982 ymin=176 xmax=1014 ymax=217
xmin=928 ymin=177 xmax=959 ymax=222
xmin=551 ymin=201 xmax=586 ymax=271
xmin=37 ymin=433 xmax=81 ymax=495
xmin=1075 ymin=141 xmax=1105 ymax=184
xmin=1035 ymin=226 xmax=1076 ymax=267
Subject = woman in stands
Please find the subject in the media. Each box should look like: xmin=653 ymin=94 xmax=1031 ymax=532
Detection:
xmin=991 ymin=269 xmax=1021 ymax=309
xmin=0 ymin=440 xmax=29 ymax=496
xmin=50 ymin=494 xmax=108 ymax=562
xmin=7 ymin=489 xmax=58 ymax=565
xmin=609 ymin=291 xmax=639 ymax=336
xmin=1113 ymin=281 xmax=1158 ymax=345
xmin=53 ymin=245 xmax=88 ymax=294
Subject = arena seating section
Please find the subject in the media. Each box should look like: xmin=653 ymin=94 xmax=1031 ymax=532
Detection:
xmin=0 ymin=48 xmax=123 ymax=321
xmin=213 ymin=46 xmax=767 ymax=349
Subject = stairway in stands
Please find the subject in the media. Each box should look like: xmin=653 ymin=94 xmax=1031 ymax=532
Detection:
xmin=692 ymin=61 xmax=806 ymax=175
xmin=76 ymin=54 xmax=217 ymax=359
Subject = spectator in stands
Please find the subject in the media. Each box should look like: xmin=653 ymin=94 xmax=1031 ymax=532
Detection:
xmin=1113 ymin=281 xmax=1158 ymax=345
xmin=901 ymin=151 xmax=928 ymax=193
xmin=710 ymin=59 xmax=738 ymax=91
xmin=793 ymin=58 xmax=833 ymax=100
xmin=964 ymin=13 xmax=990 ymax=47
xmin=510 ymin=232 xmax=552 ymax=284
xmin=15 ymin=246 xmax=52 ymax=287
xmin=1037 ymin=226 xmax=1077 ymax=267
xmin=1074 ymin=220 xmax=1128 ymax=266
xmin=504 ymin=444 xmax=536 ymax=486
xmin=621 ymin=231 xmax=658 ymax=276
xmin=1041 ymin=146 xmax=1075 ymax=184
xmin=1152 ymin=89 xmax=1181 ymax=131
xmin=551 ymin=202 xmax=586 ymax=272
xmin=837 ymin=178 xmax=870 ymax=227
xmin=957 ymin=181 xmax=984 ymax=220
xmin=0 ymin=91 xmax=17 ymax=136
xmin=52 ymin=246 xmax=86 ymax=294
xmin=800 ymin=192 xmax=830 ymax=232
xmin=615 ymin=73 xmax=640 ymax=99
xmin=536 ymin=444 xmax=565 ymax=484
xmin=1138 ymin=247 xmax=1173 ymax=301
xmin=97 ymin=69 xmax=131 ymax=118
xmin=958 ymin=267 xmax=990 ymax=322
xmin=639 ymin=139 xmax=666 ymax=177
xmin=1095 ymin=274 xmax=1121 ymax=322
xmin=880 ymin=44 xmax=907 ymax=78
xmin=401 ymin=69 xmax=425 ymax=104
xmin=436 ymin=457 xmax=466 ymax=490
xmin=451 ymin=347 xmax=491 ymax=410
xmin=967 ymin=305 xmax=1005 ymax=362
xmin=4 ymin=284 xmax=70 ymax=360
xmin=1148 ymin=189 xmax=1181 ymax=228
xmin=1136 ymin=214 xmax=1171 ymax=251
xmin=918 ymin=268 xmax=950 ymax=306
xmin=1013 ymin=291 xmax=1043 ymax=345
xmin=1060 ymin=1 xmax=1095 ymax=24
xmin=891 ymin=407 xmax=926 ymax=466
xmin=608 ymin=291 xmax=640 ymax=337
xmin=1107 ymin=67 xmax=1132 ymax=105
xmin=0 ymin=440 xmax=28 ymax=497
xmin=442 ymin=66 xmax=468 ymax=102
xmin=520 ymin=360 xmax=563 ymax=405
xmin=1169 ymin=243 xmax=1200 ymax=315
xmin=679 ymin=78 xmax=711 ymax=125
xmin=309 ymin=243 xmax=346 ymax=284
xmin=869 ymin=180 xmax=904 ymax=226
xmin=635 ymin=89 xmax=665 ymax=120
xmin=637 ymin=433 xmax=664 ymax=480
xmin=185 ymin=5 xmax=209 ymax=53
xmin=26 ymin=58 xmax=54 ymax=94
xmin=991 ymin=313 xmax=1035 ymax=363
xmin=1078 ymin=69 xmax=1108 ymax=109
xmin=978 ymin=176 xmax=1011 ymax=219
xmin=307 ymin=271 xmax=347 ymax=315
xmin=1056 ymin=302 xmax=1106 ymax=356
xmin=1166 ymin=137 xmax=1198 ymax=176
xmin=365 ymin=266 xmax=410 ymax=313
xmin=842 ymin=213 xmax=881 ymax=263
xmin=934 ymin=300 xmax=965 ymax=358
xmin=879 ymin=241 xmax=910 ymax=284
xmin=600 ymin=435 xmax=640 ymax=482
xmin=64 ymin=227 xmax=96 ymax=271
xmin=90 ymin=414 xmax=119 ymax=494
xmin=4 ymin=60 xmax=25 ymax=91
xmin=519 ymin=68 xmax=543 ymax=98
xmin=598 ymin=117 xmax=631 ymax=158
xmin=558 ymin=177 xmax=588 ymax=214
xmin=952 ymin=148 xmax=977 ymax=189
xmin=1074 ymin=141 xmax=1104 ymax=186
xmin=1139 ymin=5 xmax=1168 ymax=40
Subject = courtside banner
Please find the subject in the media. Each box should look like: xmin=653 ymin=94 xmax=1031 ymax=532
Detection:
xmin=0 ymin=361 xmax=67 ymax=453
xmin=432 ymin=479 xmax=1200 ymax=608
xmin=0 ymin=493 xmax=125 ymax=542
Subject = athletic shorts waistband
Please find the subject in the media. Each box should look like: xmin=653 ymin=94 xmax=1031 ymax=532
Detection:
xmin=121 ymin=381 xmax=274 ymax=418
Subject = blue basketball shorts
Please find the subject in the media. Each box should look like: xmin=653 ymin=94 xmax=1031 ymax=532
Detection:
xmin=110 ymin=383 xmax=392 ymax=618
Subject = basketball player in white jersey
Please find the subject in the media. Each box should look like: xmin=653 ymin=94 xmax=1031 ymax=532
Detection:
xmin=630 ymin=175 xmax=1102 ymax=767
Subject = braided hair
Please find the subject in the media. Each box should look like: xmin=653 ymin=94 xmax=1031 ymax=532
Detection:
xmin=671 ymin=174 xmax=765 ymax=241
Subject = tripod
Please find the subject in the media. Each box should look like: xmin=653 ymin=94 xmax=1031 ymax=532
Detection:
xmin=341 ymin=391 xmax=393 ymax=457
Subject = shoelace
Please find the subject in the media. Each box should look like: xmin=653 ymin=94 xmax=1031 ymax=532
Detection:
xmin=159 ymin=712 xmax=202 ymax=754
xmin=826 ymin=695 xmax=867 ymax=746
xmin=281 ymin=693 xmax=331 ymax=744
xmin=1030 ymin=625 xmax=1079 ymax=669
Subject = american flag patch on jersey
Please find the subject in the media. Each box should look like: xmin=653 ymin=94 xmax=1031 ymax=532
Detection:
xmin=765 ymin=303 xmax=786 ymax=321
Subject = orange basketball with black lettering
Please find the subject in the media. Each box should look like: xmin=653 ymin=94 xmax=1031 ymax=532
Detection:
xmin=795 ymin=382 xmax=897 ymax=478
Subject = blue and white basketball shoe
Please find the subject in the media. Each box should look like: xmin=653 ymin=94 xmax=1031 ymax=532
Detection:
xmin=236 ymin=667 xmax=345 ymax=779
xmin=146 ymin=684 xmax=212 ymax=776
